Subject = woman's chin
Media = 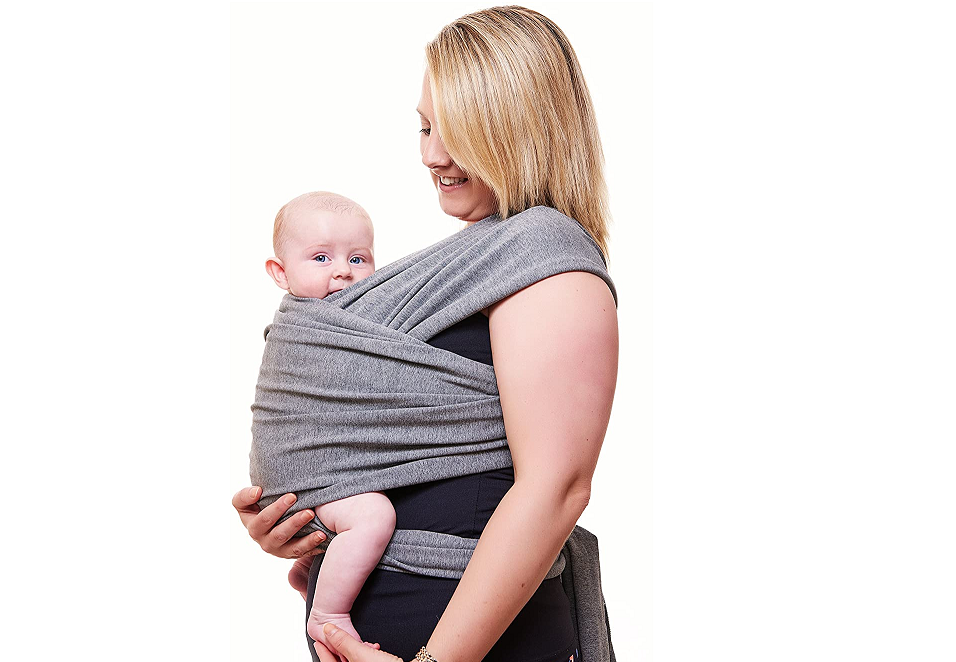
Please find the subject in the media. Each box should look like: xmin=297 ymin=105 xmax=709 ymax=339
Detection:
xmin=438 ymin=200 xmax=469 ymax=221
xmin=438 ymin=199 xmax=492 ymax=224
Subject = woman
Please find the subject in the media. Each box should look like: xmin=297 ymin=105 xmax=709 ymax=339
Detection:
xmin=234 ymin=7 xmax=618 ymax=661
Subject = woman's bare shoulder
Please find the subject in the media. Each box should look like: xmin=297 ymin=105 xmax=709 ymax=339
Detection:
xmin=487 ymin=270 xmax=617 ymax=342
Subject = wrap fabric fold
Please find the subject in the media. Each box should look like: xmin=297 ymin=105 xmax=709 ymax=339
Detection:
xmin=250 ymin=206 xmax=618 ymax=660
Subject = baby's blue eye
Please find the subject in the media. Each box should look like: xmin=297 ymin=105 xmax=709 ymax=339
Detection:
xmin=314 ymin=255 xmax=329 ymax=263
xmin=350 ymin=256 xmax=365 ymax=265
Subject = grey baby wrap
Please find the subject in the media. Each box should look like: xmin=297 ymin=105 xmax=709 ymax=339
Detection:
xmin=250 ymin=206 xmax=618 ymax=661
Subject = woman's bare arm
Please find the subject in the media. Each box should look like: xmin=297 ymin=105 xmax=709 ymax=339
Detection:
xmin=425 ymin=271 xmax=619 ymax=662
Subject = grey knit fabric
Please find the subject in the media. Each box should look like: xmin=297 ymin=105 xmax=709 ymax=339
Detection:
xmin=250 ymin=206 xmax=617 ymax=661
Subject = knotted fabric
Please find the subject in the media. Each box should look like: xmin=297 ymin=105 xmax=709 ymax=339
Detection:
xmin=250 ymin=206 xmax=618 ymax=661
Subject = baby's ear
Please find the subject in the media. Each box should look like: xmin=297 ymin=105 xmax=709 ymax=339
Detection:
xmin=265 ymin=258 xmax=289 ymax=291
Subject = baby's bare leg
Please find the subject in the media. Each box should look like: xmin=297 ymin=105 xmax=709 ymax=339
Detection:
xmin=307 ymin=492 xmax=395 ymax=652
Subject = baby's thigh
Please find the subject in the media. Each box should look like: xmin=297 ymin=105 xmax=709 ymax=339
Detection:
xmin=314 ymin=492 xmax=395 ymax=534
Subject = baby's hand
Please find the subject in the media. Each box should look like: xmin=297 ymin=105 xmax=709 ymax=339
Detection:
xmin=288 ymin=557 xmax=314 ymax=600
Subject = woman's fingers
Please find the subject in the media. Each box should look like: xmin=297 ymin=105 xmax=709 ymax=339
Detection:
xmin=232 ymin=486 xmax=262 ymax=528
xmin=313 ymin=639 xmax=337 ymax=662
xmin=321 ymin=624 xmax=404 ymax=662
xmin=235 ymin=488 xmax=327 ymax=558
xmin=269 ymin=517 xmax=326 ymax=558
xmin=252 ymin=496 xmax=320 ymax=551
xmin=289 ymin=557 xmax=314 ymax=599
xmin=245 ymin=492 xmax=297 ymax=541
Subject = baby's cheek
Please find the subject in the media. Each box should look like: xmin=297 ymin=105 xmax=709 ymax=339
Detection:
xmin=290 ymin=276 xmax=330 ymax=298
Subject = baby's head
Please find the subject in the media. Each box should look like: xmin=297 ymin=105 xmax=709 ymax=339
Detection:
xmin=266 ymin=191 xmax=375 ymax=298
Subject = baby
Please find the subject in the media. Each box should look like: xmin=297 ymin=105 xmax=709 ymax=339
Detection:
xmin=263 ymin=191 xmax=395 ymax=654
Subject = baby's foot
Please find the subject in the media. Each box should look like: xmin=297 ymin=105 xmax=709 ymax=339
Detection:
xmin=307 ymin=610 xmax=362 ymax=662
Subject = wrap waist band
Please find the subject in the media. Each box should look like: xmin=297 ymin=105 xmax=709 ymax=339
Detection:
xmin=311 ymin=518 xmax=567 ymax=580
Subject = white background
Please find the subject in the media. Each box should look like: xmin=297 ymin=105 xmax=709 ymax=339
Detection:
xmin=2 ymin=2 xmax=954 ymax=662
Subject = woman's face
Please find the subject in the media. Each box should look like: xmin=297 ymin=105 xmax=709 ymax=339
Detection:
xmin=418 ymin=74 xmax=498 ymax=224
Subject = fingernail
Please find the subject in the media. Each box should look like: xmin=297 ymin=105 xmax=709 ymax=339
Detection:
xmin=249 ymin=486 xmax=260 ymax=498
xmin=323 ymin=623 xmax=337 ymax=635
xmin=315 ymin=531 xmax=326 ymax=541
xmin=284 ymin=494 xmax=296 ymax=506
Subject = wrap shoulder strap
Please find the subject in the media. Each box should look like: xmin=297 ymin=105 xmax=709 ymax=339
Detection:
xmin=319 ymin=205 xmax=617 ymax=340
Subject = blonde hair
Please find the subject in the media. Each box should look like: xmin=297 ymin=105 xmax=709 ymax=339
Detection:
xmin=425 ymin=5 xmax=611 ymax=262
xmin=273 ymin=191 xmax=372 ymax=257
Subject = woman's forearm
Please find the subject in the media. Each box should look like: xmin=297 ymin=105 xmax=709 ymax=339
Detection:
xmin=425 ymin=480 xmax=589 ymax=662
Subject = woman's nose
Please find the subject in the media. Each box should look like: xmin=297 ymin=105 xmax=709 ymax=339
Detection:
xmin=421 ymin=130 xmax=452 ymax=169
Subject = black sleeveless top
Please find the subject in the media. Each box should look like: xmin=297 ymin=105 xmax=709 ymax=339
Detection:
xmin=306 ymin=312 xmax=579 ymax=662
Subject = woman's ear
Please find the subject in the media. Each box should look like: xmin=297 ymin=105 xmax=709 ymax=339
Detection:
xmin=265 ymin=258 xmax=290 ymax=291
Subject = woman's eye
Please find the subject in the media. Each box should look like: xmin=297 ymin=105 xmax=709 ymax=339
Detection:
xmin=314 ymin=255 xmax=329 ymax=263
xmin=349 ymin=256 xmax=365 ymax=265
xmin=419 ymin=127 xmax=431 ymax=136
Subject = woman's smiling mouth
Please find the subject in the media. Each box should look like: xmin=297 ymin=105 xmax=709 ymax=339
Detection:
xmin=437 ymin=174 xmax=469 ymax=191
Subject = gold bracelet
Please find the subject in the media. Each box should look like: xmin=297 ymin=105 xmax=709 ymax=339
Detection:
xmin=414 ymin=646 xmax=439 ymax=662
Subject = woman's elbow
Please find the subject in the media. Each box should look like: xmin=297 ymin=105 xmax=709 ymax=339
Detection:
xmin=565 ymin=480 xmax=592 ymax=517
xmin=518 ymin=474 xmax=593 ymax=519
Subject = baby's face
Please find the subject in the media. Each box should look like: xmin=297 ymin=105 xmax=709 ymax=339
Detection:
xmin=279 ymin=209 xmax=375 ymax=298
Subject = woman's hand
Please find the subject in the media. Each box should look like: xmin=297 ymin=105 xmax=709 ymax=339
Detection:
xmin=314 ymin=624 xmax=399 ymax=662
xmin=289 ymin=557 xmax=314 ymax=600
xmin=232 ymin=486 xmax=327 ymax=559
